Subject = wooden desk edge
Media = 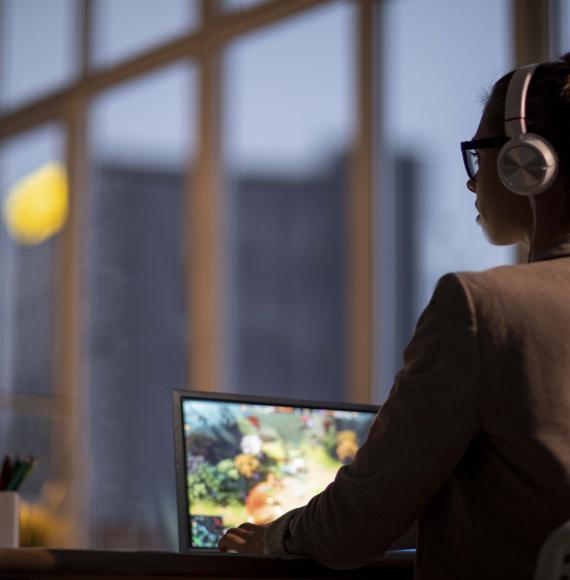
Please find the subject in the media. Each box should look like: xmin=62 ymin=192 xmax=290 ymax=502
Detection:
xmin=0 ymin=548 xmax=415 ymax=578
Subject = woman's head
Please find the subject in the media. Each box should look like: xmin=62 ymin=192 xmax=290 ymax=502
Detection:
xmin=487 ymin=54 xmax=570 ymax=165
xmin=469 ymin=54 xmax=570 ymax=248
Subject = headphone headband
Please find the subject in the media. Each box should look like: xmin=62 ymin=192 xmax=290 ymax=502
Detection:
xmin=504 ymin=64 xmax=538 ymax=137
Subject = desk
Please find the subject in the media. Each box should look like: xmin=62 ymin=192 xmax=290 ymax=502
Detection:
xmin=0 ymin=549 xmax=414 ymax=580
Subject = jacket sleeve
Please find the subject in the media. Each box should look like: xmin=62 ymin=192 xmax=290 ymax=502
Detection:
xmin=263 ymin=273 xmax=479 ymax=568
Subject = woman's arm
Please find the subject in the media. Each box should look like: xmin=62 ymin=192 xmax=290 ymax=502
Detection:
xmin=220 ymin=273 xmax=479 ymax=568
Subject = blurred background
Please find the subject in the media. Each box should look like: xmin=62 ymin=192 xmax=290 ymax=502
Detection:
xmin=0 ymin=0 xmax=564 ymax=552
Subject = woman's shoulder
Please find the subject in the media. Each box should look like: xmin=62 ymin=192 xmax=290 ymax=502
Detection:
xmin=431 ymin=265 xmax=526 ymax=301
xmin=455 ymin=258 xmax=568 ymax=290
xmin=447 ymin=258 xmax=570 ymax=314
xmin=454 ymin=262 xmax=531 ymax=290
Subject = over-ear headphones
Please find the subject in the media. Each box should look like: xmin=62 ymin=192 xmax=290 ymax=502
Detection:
xmin=497 ymin=63 xmax=559 ymax=196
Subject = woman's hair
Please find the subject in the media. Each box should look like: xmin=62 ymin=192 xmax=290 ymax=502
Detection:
xmin=488 ymin=53 xmax=570 ymax=187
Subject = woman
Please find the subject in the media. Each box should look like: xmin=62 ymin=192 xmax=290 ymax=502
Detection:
xmin=219 ymin=55 xmax=570 ymax=580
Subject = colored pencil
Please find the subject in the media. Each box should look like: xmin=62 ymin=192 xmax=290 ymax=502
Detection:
xmin=0 ymin=455 xmax=37 ymax=491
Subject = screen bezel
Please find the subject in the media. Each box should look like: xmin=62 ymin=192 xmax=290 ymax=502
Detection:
xmin=172 ymin=389 xmax=379 ymax=553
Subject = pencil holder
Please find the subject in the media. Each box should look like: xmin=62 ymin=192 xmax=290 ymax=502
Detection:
xmin=0 ymin=491 xmax=19 ymax=548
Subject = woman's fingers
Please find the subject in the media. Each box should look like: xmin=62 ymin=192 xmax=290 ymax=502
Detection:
xmin=218 ymin=523 xmax=265 ymax=554
xmin=239 ymin=522 xmax=259 ymax=531
xmin=218 ymin=529 xmax=248 ymax=552
xmin=218 ymin=529 xmax=246 ymax=552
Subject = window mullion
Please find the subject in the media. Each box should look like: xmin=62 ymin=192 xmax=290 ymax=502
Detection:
xmin=59 ymin=92 xmax=89 ymax=548
xmin=348 ymin=0 xmax=374 ymax=404
xmin=187 ymin=31 xmax=222 ymax=391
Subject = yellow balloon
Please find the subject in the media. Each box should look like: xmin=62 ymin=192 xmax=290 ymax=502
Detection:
xmin=2 ymin=162 xmax=69 ymax=245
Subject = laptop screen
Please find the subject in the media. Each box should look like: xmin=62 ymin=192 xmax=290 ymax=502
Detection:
xmin=173 ymin=390 xmax=378 ymax=551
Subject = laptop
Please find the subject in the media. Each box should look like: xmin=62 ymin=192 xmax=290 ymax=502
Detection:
xmin=172 ymin=389 xmax=379 ymax=554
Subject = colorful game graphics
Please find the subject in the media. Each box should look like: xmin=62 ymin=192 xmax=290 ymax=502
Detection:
xmin=182 ymin=401 xmax=376 ymax=548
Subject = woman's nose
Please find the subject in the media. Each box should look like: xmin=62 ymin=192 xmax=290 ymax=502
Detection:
xmin=467 ymin=178 xmax=476 ymax=193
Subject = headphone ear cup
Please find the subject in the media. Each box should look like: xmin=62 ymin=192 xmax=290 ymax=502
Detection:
xmin=497 ymin=134 xmax=558 ymax=196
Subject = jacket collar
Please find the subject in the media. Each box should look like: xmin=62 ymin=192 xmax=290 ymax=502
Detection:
xmin=531 ymin=233 xmax=570 ymax=263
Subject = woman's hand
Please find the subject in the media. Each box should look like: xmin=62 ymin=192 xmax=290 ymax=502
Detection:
xmin=218 ymin=522 xmax=265 ymax=555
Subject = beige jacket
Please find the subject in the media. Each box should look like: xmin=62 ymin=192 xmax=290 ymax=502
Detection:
xmin=264 ymin=235 xmax=570 ymax=580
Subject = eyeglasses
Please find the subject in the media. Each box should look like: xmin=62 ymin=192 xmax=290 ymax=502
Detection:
xmin=460 ymin=136 xmax=509 ymax=180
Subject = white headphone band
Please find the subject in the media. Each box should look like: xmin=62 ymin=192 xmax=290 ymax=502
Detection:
xmin=504 ymin=63 xmax=539 ymax=137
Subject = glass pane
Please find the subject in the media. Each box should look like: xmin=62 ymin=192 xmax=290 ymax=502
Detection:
xmin=0 ymin=0 xmax=77 ymax=110
xmin=223 ymin=1 xmax=356 ymax=402
xmin=0 ymin=124 xmax=66 ymax=395
xmin=221 ymin=0 xmax=271 ymax=12
xmin=553 ymin=0 xmax=570 ymax=55
xmin=91 ymin=0 xmax=199 ymax=69
xmin=86 ymin=62 xmax=197 ymax=550
xmin=376 ymin=0 xmax=513 ymax=400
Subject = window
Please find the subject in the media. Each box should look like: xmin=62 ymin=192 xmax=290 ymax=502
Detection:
xmin=0 ymin=0 xmax=77 ymax=111
xmin=552 ymin=0 xmax=570 ymax=56
xmin=0 ymin=124 xmax=68 ymax=541
xmin=375 ymin=0 xmax=513 ymax=401
xmin=222 ymin=1 xmax=356 ymax=401
xmin=91 ymin=0 xmax=199 ymax=69
xmin=85 ymin=62 xmax=197 ymax=549
xmin=221 ymin=0 xmax=271 ymax=12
